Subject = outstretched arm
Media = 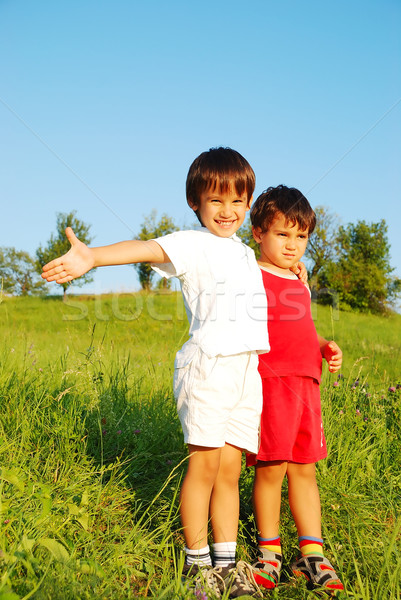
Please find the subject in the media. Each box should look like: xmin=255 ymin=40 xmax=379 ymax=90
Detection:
xmin=317 ymin=335 xmax=342 ymax=373
xmin=42 ymin=227 xmax=170 ymax=284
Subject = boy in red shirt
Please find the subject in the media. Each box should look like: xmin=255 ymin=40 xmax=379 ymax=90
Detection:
xmin=248 ymin=185 xmax=344 ymax=595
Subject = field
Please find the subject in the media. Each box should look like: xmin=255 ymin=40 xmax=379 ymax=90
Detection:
xmin=0 ymin=292 xmax=400 ymax=599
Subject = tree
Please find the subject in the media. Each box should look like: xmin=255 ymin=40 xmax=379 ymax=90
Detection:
xmin=134 ymin=210 xmax=178 ymax=290
xmin=304 ymin=206 xmax=341 ymax=280
xmin=316 ymin=219 xmax=401 ymax=313
xmin=36 ymin=212 xmax=93 ymax=299
xmin=237 ymin=217 xmax=260 ymax=257
xmin=0 ymin=247 xmax=46 ymax=296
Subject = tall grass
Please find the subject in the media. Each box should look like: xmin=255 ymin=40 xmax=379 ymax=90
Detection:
xmin=0 ymin=294 xmax=400 ymax=598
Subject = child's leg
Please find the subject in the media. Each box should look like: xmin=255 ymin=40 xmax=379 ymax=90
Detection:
xmin=287 ymin=462 xmax=344 ymax=592
xmin=286 ymin=462 xmax=321 ymax=537
xmin=253 ymin=460 xmax=287 ymax=538
xmin=252 ymin=461 xmax=287 ymax=589
xmin=208 ymin=443 xmax=242 ymax=567
xmin=180 ymin=444 xmax=222 ymax=555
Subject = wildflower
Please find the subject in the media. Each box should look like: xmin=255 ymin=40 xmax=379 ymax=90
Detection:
xmin=10 ymin=348 xmax=15 ymax=353
xmin=166 ymin=459 xmax=173 ymax=465
xmin=356 ymin=409 xmax=361 ymax=416
xmin=102 ymin=429 xmax=107 ymax=436
xmin=133 ymin=429 xmax=141 ymax=434
xmin=364 ymin=417 xmax=368 ymax=422
xmin=351 ymin=386 xmax=356 ymax=390
xmin=396 ymin=383 xmax=401 ymax=390
xmin=337 ymin=374 xmax=344 ymax=380
xmin=339 ymin=410 xmax=344 ymax=415
xmin=117 ymin=430 xmax=122 ymax=435
xmin=388 ymin=386 xmax=396 ymax=393
xmin=3 ymin=519 xmax=10 ymax=524
xmin=353 ymin=379 xmax=360 ymax=387
xmin=101 ymin=417 xmax=107 ymax=425
xmin=39 ymin=368 xmax=43 ymax=372
xmin=333 ymin=381 xmax=339 ymax=387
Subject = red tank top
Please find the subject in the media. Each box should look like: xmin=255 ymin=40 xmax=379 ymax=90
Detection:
xmin=258 ymin=268 xmax=322 ymax=382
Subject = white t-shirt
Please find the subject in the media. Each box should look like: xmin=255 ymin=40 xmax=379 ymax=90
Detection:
xmin=152 ymin=228 xmax=270 ymax=366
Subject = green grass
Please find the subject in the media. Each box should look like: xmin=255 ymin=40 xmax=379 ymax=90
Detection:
xmin=0 ymin=293 xmax=400 ymax=598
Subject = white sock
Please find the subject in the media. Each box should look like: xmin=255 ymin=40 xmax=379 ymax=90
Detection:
xmin=213 ymin=541 xmax=237 ymax=567
xmin=185 ymin=544 xmax=212 ymax=566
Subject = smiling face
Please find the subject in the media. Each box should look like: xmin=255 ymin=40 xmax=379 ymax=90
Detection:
xmin=253 ymin=212 xmax=309 ymax=274
xmin=189 ymin=185 xmax=251 ymax=238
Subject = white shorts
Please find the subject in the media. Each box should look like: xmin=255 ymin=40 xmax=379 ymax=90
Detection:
xmin=173 ymin=349 xmax=262 ymax=454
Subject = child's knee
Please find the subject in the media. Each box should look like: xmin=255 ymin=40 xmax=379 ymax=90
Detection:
xmin=186 ymin=446 xmax=221 ymax=484
xmin=255 ymin=460 xmax=287 ymax=485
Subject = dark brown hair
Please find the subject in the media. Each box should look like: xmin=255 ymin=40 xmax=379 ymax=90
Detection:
xmin=250 ymin=185 xmax=316 ymax=233
xmin=186 ymin=147 xmax=255 ymax=219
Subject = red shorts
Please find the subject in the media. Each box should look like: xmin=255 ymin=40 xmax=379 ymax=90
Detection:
xmin=247 ymin=375 xmax=327 ymax=466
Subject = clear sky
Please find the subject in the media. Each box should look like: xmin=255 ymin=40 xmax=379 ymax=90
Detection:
xmin=1 ymin=0 xmax=400 ymax=296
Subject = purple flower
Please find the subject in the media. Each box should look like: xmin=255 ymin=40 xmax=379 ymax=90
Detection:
xmin=102 ymin=429 xmax=107 ymax=436
xmin=133 ymin=429 xmax=141 ymax=434
xmin=333 ymin=381 xmax=339 ymax=387
xmin=388 ymin=386 xmax=396 ymax=393
xmin=117 ymin=430 xmax=122 ymax=435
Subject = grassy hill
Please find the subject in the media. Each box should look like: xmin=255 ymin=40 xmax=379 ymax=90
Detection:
xmin=0 ymin=293 xmax=400 ymax=598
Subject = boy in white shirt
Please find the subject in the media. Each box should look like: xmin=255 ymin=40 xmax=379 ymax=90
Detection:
xmin=42 ymin=148 xmax=303 ymax=598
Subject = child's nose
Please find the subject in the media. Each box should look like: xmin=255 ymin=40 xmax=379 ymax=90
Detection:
xmin=220 ymin=204 xmax=233 ymax=217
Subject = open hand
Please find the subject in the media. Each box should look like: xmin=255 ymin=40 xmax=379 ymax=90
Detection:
xmin=41 ymin=227 xmax=95 ymax=284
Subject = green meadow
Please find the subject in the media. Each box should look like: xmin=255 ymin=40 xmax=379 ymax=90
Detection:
xmin=0 ymin=293 xmax=400 ymax=599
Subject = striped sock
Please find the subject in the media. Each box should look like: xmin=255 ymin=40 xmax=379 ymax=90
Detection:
xmin=185 ymin=544 xmax=212 ymax=567
xmin=258 ymin=535 xmax=282 ymax=554
xmin=255 ymin=536 xmax=282 ymax=589
xmin=212 ymin=541 xmax=236 ymax=567
xmin=299 ymin=535 xmax=324 ymax=557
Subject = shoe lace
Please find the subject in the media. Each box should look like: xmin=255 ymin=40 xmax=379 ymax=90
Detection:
xmin=231 ymin=561 xmax=262 ymax=597
xmin=195 ymin=566 xmax=226 ymax=596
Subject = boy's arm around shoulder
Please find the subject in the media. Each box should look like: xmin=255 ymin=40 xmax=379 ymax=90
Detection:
xmin=317 ymin=334 xmax=342 ymax=373
xmin=291 ymin=261 xmax=308 ymax=284
xmin=42 ymin=227 xmax=170 ymax=284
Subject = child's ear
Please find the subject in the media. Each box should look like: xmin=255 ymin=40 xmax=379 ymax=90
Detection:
xmin=188 ymin=198 xmax=198 ymax=212
xmin=252 ymin=226 xmax=263 ymax=243
xmin=246 ymin=195 xmax=253 ymax=211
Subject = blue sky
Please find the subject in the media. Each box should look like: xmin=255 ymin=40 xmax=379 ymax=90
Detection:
xmin=1 ymin=0 xmax=400 ymax=296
